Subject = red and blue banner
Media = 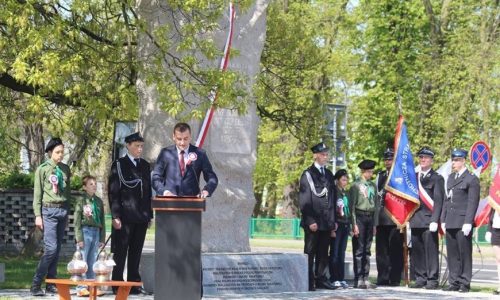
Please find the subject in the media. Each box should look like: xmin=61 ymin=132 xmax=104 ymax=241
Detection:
xmin=384 ymin=116 xmax=420 ymax=228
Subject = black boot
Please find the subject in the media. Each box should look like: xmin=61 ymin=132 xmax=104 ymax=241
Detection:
xmin=30 ymin=284 xmax=45 ymax=296
xmin=45 ymin=283 xmax=58 ymax=294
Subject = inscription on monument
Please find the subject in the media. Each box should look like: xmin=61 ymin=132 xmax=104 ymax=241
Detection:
xmin=210 ymin=109 xmax=253 ymax=155
xmin=202 ymin=253 xmax=308 ymax=295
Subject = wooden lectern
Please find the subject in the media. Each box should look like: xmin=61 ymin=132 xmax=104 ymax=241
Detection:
xmin=152 ymin=196 xmax=205 ymax=300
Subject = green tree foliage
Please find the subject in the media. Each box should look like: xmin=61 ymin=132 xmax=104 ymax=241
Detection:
xmin=254 ymin=0 xmax=499 ymax=217
xmin=254 ymin=0 xmax=355 ymax=217
xmin=0 ymin=0 xmax=249 ymax=172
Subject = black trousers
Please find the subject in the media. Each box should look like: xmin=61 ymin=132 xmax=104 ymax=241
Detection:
xmin=376 ymin=225 xmax=403 ymax=285
xmin=445 ymin=228 xmax=472 ymax=288
xmin=111 ymin=222 xmax=148 ymax=282
xmin=304 ymin=228 xmax=331 ymax=288
xmin=352 ymin=213 xmax=374 ymax=280
xmin=410 ymin=228 xmax=439 ymax=287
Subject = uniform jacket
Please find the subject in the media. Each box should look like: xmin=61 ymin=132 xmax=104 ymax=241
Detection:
xmin=33 ymin=159 xmax=71 ymax=217
xmin=375 ymin=170 xmax=396 ymax=226
xmin=440 ymin=169 xmax=480 ymax=229
xmin=299 ymin=165 xmax=336 ymax=231
xmin=152 ymin=144 xmax=218 ymax=197
xmin=108 ymin=156 xmax=153 ymax=224
xmin=410 ymin=169 xmax=444 ymax=228
xmin=74 ymin=194 xmax=106 ymax=243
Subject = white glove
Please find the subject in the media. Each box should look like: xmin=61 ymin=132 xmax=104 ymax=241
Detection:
xmin=441 ymin=223 xmax=446 ymax=233
xmin=462 ymin=223 xmax=472 ymax=236
xmin=429 ymin=222 xmax=438 ymax=232
xmin=485 ymin=231 xmax=492 ymax=243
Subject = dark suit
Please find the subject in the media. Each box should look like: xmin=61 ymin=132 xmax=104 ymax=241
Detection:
xmin=440 ymin=169 xmax=480 ymax=288
xmin=152 ymin=144 xmax=218 ymax=196
xmin=299 ymin=165 xmax=336 ymax=290
xmin=375 ymin=170 xmax=403 ymax=286
xmin=108 ymin=155 xmax=152 ymax=285
xmin=409 ymin=169 xmax=444 ymax=288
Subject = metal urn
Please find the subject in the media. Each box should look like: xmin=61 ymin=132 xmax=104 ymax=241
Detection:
xmin=93 ymin=250 xmax=114 ymax=282
xmin=67 ymin=247 xmax=88 ymax=281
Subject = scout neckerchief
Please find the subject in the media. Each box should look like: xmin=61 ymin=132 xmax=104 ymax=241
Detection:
xmin=55 ymin=165 xmax=64 ymax=192
xmin=89 ymin=195 xmax=101 ymax=225
xmin=341 ymin=192 xmax=350 ymax=217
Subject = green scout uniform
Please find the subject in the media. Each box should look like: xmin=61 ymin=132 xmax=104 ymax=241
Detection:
xmin=349 ymin=177 xmax=377 ymax=285
xmin=349 ymin=178 xmax=377 ymax=225
xmin=33 ymin=159 xmax=71 ymax=216
xmin=31 ymin=158 xmax=71 ymax=288
xmin=74 ymin=194 xmax=106 ymax=243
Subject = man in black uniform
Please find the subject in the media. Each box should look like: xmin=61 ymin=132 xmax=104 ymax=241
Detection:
xmin=108 ymin=132 xmax=152 ymax=295
xmin=375 ymin=148 xmax=403 ymax=286
xmin=409 ymin=147 xmax=444 ymax=289
xmin=299 ymin=142 xmax=337 ymax=291
xmin=440 ymin=148 xmax=480 ymax=293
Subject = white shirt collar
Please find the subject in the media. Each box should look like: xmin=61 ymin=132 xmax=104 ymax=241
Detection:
xmin=127 ymin=153 xmax=138 ymax=166
xmin=313 ymin=162 xmax=324 ymax=172
xmin=456 ymin=167 xmax=467 ymax=178
xmin=176 ymin=146 xmax=189 ymax=155
xmin=420 ymin=168 xmax=431 ymax=177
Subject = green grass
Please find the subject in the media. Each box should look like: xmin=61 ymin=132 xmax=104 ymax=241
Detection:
xmin=0 ymin=256 xmax=69 ymax=289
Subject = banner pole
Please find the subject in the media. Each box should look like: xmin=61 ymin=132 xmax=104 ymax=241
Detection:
xmin=403 ymin=226 xmax=409 ymax=287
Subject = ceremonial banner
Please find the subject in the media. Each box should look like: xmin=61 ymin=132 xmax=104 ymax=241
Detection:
xmin=384 ymin=116 xmax=420 ymax=228
xmin=475 ymin=163 xmax=500 ymax=226
xmin=488 ymin=163 xmax=500 ymax=212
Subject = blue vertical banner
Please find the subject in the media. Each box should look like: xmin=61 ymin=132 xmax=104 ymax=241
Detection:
xmin=384 ymin=116 xmax=420 ymax=228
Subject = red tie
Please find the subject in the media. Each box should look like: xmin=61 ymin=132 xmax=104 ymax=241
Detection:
xmin=179 ymin=150 xmax=185 ymax=176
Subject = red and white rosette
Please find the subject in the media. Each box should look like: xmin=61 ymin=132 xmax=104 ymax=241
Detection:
xmin=187 ymin=152 xmax=198 ymax=166
xmin=49 ymin=174 xmax=58 ymax=193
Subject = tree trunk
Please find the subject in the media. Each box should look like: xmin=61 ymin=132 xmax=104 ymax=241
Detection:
xmin=24 ymin=123 xmax=45 ymax=171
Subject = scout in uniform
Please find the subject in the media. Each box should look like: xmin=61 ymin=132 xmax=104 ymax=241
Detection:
xmin=299 ymin=143 xmax=337 ymax=291
xmin=349 ymin=159 xmax=377 ymax=289
xmin=409 ymin=147 xmax=444 ymax=289
xmin=74 ymin=175 xmax=106 ymax=297
xmin=31 ymin=138 xmax=71 ymax=296
xmin=375 ymin=148 xmax=403 ymax=286
xmin=329 ymin=169 xmax=351 ymax=288
xmin=440 ymin=148 xmax=480 ymax=293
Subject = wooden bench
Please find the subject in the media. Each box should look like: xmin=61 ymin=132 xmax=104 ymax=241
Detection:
xmin=45 ymin=278 xmax=143 ymax=300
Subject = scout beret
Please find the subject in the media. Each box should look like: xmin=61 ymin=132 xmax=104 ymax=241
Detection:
xmin=45 ymin=137 xmax=63 ymax=153
xmin=417 ymin=146 xmax=435 ymax=157
xmin=311 ymin=142 xmax=329 ymax=154
xmin=358 ymin=159 xmax=376 ymax=170
xmin=383 ymin=148 xmax=395 ymax=160
xmin=124 ymin=132 xmax=144 ymax=143
xmin=334 ymin=169 xmax=348 ymax=180
xmin=451 ymin=148 xmax=467 ymax=159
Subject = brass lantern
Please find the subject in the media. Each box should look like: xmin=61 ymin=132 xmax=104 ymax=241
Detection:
xmin=93 ymin=250 xmax=114 ymax=282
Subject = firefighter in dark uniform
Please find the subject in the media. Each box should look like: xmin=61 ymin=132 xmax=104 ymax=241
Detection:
xmin=299 ymin=142 xmax=337 ymax=291
xmin=409 ymin=146 xmax=444 ymax=289
xmin=375 ymin=148 xmax=403 ymax=286
xmin=350 ymin=159 xmax=377 ymax=289
xmin=440 ymin=148 xmax=480 ymax=293
xmin=108 ymin=132 xmax=152 ymax=295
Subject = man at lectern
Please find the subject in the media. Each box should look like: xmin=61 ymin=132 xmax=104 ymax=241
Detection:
xmin=152 ymin=122 xmax=218 ymax=198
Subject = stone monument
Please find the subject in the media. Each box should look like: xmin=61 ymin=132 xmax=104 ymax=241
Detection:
xmin=136 ymin=1 xmax=270 ymax=252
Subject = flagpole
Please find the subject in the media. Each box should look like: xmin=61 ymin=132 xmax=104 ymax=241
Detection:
xmin=403 ymin=226 xmax=409 ymax=287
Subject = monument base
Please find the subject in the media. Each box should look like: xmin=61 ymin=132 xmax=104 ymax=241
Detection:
xmin=140 ymin=252 xmax=308 ymax=295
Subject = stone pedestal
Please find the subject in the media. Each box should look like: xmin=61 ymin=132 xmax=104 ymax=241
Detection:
xmin=140 ymin=252 xmax=308 ymax=295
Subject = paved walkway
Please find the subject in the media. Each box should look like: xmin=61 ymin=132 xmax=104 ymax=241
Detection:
xmin=0 ymin=286 xmax=498 ymax=300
